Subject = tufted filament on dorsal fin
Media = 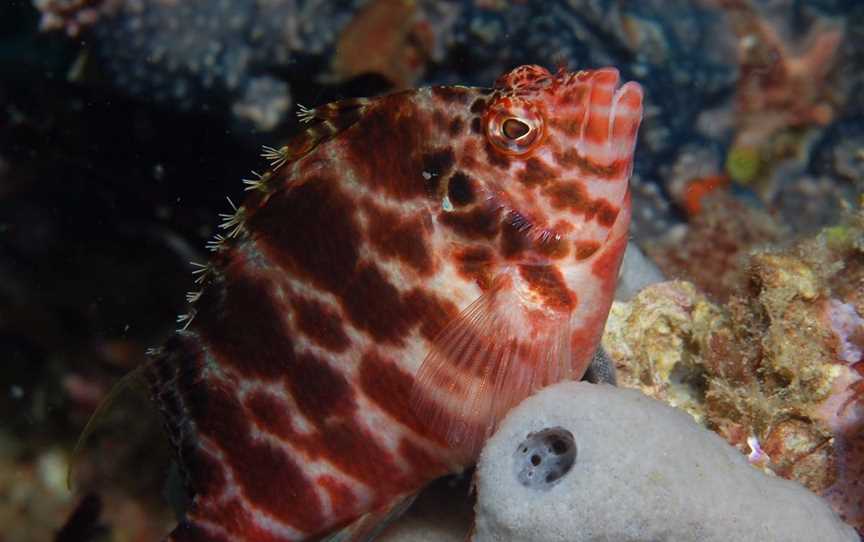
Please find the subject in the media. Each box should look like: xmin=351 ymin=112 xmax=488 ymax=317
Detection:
xmin=261 ymin=97 xmax=375 ymax=171
xmin=297 ymin=97 xmax=372 ymax=127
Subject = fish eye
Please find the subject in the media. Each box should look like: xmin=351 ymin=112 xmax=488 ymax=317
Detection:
xmin=484 ymin=98 xmax=544 ymax=155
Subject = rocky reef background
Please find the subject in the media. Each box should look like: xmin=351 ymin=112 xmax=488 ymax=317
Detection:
xmin=1 ymin=0 xmax=863 ymax=540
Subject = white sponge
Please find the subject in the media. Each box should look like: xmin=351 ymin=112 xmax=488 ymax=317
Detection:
xmin=474 ymin=382 xmax=857 ymax=542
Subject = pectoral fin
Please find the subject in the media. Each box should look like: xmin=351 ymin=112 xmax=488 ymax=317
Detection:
xmin=411 ymin=277 xmax=575 ymax=462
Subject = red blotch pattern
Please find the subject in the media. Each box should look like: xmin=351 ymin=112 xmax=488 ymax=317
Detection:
xmin=518 ymin=157 xmax=557 ymax=187
xmin=318 ymin=475 xmax=358 ymax=520
xmin=439 ymin=206 xmax=502 ymax=239
xmin=453 ymin=246 xmax=495 ymax=289
xmin=518 ymin=264 xmax=577 ymax=312
xmin=344 ymin=92 xmax=430 ymax=200
xmin=403 ymin=288 xmax=460 ymax=342
xmin=359 ymin=350 xmax=449 ymax=447
xmin=186 ymin=381 xmax=326 ymax=534
xmin=245 ymin=390 xmax=296 ymax=439
xmin=290 ymin=295 xmax=351 ymax=353
xmin=250 ymin=178 xmax=361 ymax=295
xmin=583 ymin=69 xmax=619 ymax=146
xmin=544 ymin=183 xmax=620 ymax=227
xmin=340 ymin=263 xmax=414 ymax=345
xmin=573 ymin=240 xmax=601 ymax=260
xmin=535 ymin=235 xmax=571 ymax=260
xmin=554 ymin=148 xmax=626 ymax=179
xmin=284 ymin=353 xmax=357 ymax=421
xmin=193 ymin=259 xmax=295 ymax=380
xmin=365 ymin=200 xmax=434 ymax=275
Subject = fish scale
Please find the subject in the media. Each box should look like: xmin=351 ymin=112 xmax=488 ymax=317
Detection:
xmin=147 ymin=64 xmax=643 ymax=541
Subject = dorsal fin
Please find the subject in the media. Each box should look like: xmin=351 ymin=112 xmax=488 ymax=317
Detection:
xmin=260 ymin=97 xmax=374 ymax=171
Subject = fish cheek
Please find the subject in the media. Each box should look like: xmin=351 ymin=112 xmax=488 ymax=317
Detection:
xmin=500 ymin=220 xmax=529 ymax=260
xmin=439 ymin=205 xmax=501 ymax=240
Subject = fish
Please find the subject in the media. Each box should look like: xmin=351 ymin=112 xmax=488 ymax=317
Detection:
xmin=145 ymin=64 xmax=643 ymax=541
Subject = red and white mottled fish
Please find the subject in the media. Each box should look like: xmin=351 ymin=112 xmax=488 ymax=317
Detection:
xmin=146 ymin=64 xmax=643 ymax=541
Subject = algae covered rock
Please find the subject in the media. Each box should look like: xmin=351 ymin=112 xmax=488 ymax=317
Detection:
xmin=602 ymin=206 xmax=864 ymax=530
xmin=473 ymin=382 xmax=857 ymax=542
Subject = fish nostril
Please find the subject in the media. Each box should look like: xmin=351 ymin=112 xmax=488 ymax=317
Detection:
xmin=514 ymin=427 xmax=576 ymax=490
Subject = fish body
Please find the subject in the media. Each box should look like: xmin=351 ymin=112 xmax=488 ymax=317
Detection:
xmin=148 ymin=65 xmax=643 ymax=541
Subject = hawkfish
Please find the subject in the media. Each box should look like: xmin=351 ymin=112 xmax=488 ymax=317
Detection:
xmin=146 ymin=64 xmax=643 ymax=541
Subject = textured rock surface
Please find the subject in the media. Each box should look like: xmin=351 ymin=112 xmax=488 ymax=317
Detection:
xmin=474 ymin=382 xmax=857 ymax=542
xmin=603 ymin=209 xmax=864 ymax=530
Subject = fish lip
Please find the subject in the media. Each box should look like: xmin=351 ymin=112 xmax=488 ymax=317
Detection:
xmin=558 ymin=67 xmax=641 ymax=122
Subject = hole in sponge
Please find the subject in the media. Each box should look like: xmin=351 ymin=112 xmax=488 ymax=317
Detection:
xmin=514 ymin=427 xmax=576 ymax=490
xmin=550 ymin=438 xmax=568 ymax=455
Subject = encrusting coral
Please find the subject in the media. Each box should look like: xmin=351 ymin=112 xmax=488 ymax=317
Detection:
xmin=603 ymin=201 xmax=864 ymax=533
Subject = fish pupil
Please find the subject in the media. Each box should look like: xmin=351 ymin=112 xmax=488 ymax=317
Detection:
xmin=503 ymin=117 xmax=531 ymax=139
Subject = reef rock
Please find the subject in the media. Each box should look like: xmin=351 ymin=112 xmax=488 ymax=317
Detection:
xmin=473 ymin=382 xmax=857 ymax=542
xmin=604 ymin=206 xmax=864 ymax=531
